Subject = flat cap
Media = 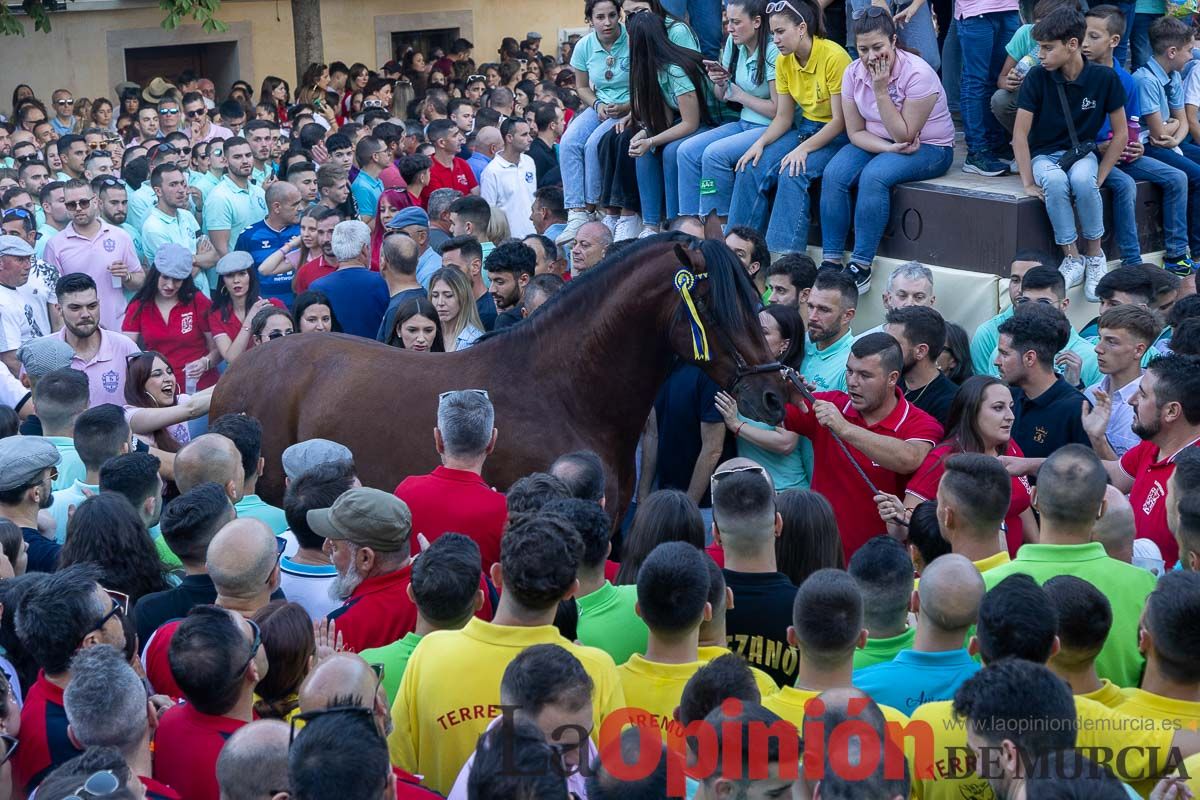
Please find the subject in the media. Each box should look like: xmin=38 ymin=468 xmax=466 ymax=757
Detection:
xmin=18 ymin=337 xmax=75 ymax=378
xmin=386 ymin=207 xmax=429 ymax=230
xmin=282 ymin=438 xmax=353 ymax=481
xmin=0 ymin=235 xmax=33 ymax=259
xmin=215 ymin=250 xmax=255 ymax=276
xmin=0 ymin=436 xmax=61 ymax=492
xmin=306 ymin=488 xmax=411 ymax=552
xmin=154 ymin=242 xmax=192 ymax=280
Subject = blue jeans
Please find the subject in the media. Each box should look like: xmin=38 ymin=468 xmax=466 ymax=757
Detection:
xmin=661 ymin=0 xmax=723 ymax=57
xmin=1112 ymin=156 xmax=1191 ymax=261
xmin=958 ymin=11 xmax=1020 ymax=155
xmin=1115 ymin=0 xmax=1135 ymax=67
xmin=943 ymin=19 xmax=962 ymax=114
xmin=677 ymin=121 xmax=766 ymax=217
xmin=1031 ymin=151 xmax=1104 ymax=245
xmin=1131 ymin=13 xmax=1156 ymax=69
xmin=729 ymin=118 xmax=839 ymax=231
xmin=1145 ymin=141 xmax=1200 ymax=256
xmin=767 ymin=130 xmax=851 ymax=253
xmin=847 ymin=0 xmax=940 ymax=70
xmin=821 ymin=143 xmax=954 ymax=264
xmin=560 ymin=108 xmax=619 ymax=209
xmin=636 ymin=127 xmax=710 ymax=226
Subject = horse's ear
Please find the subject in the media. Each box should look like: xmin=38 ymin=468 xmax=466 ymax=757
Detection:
xmin=674 ymin=243 xmax=698 ymax=271
xmin=702 ymin=211 xmax=724 ymax=241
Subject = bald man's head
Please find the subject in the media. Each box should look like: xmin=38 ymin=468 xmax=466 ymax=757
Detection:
xmin=216 ymin=719 xmax=290 ymax=800
xmin=474 ymin=126 xmax=502 ymax=153
xmin=917 ymin=554 xmax=985 ymax=632
xmin=175 ymin=434 xmax=246 ymax=499
xmin=1092 ymin=485 xmax=1135 ymax=563
xmin=299 ymin=653 xmax=389 ymax=736
xmin=206 ymin=518 xmax=279 ymax=600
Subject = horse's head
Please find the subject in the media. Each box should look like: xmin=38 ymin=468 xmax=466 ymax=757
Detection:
xmin=669 ymin=239 xmax=786 ymax=425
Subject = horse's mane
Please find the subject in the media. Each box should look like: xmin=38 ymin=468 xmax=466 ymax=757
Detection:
xmin=478 ymin=232 xmax=760 ymax=343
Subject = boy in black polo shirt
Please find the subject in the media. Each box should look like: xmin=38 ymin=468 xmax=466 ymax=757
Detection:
xmin=996 ymin=302 xmax=1092 ymax=461
xmin=1013 ymin=7 xmax=1127 ymax=303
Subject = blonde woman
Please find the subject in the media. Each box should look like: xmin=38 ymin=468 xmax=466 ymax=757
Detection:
xmin=486 ymin=207 xmax=511 ymax=246
xmin=428 ymin=267 xmax=484 ymax=351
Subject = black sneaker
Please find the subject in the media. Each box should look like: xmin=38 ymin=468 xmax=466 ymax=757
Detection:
xmin=819 ymin=260 xmax=843 ymax=272
xmin=844 ymin=262 xmax=872 ymax=293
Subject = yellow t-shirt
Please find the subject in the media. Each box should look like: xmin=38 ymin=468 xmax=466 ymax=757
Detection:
xmin=697 ymin=645 xmax=780 ymax=701
xmin=774 ymin=36 xmax=852 ymax=123
xmin=1180 ymin=752 xmax=1200 ymax=796
xmin=617 ymin=655 xmax=705 ymax=742
xmin=387 ymin=617 xmax=626 ymax=796
xmin=1114 ymin=688 xmax=1200 ymax=796
xmin=908 ymin=695 xmax=1178 ymax=800
xmin=972 ymin=551 xmax=1011 ymax=573
xmin=1080 ymin=679 xmax=1127 ymax=710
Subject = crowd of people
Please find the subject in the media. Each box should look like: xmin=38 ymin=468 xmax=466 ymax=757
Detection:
xmin=1 ymin=0 xmax=1200 ymax=797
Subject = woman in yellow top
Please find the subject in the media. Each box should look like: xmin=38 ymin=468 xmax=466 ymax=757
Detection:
xmin=727 ymin=0 xmax=852 ymax=254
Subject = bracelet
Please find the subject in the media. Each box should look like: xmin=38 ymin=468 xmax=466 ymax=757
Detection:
xmin=734 ymin=421 xmax=745 ymax=438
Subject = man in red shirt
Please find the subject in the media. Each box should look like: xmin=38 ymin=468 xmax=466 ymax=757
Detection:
xmin=420 ymin=119 xmax=479 ymax=207
xmin=63 ymin=645 xmax=181 ymax=800
xmin=293 ymin=207 xmax=342 ymax=295
xmin=785 ymin=332 xmax=942 ymax=560
xmin=1096 ymin=353 xmax=1200 ymax=568
xmin=12 ymin=565 xmax=127 ymax=793
xmin=395 ymin=389 xmax=507 ymax=570
xmin=153 ymin=605 xmax=265 ymax=800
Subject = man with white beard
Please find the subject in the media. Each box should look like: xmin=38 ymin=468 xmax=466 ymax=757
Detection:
xmin=309 ymin=487 xmax=421 ymax=653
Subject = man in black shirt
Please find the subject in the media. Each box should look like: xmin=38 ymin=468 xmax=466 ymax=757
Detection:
xmin=710 ymin=462 xmax=798 ymax=687
xmin=527 ymin=102 xmax=562 ymax=187
xmin=0 ymin=436 xmax=62 ymax=573
xmin=884 ymin=305 xmax=958 ymax=427
xmin=486 ymin=240 xmax=535 ymax=331
xmin=997 ymin=302 xmax=1092 ymax=461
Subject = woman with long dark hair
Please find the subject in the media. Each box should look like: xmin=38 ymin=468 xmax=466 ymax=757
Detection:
xmin=123 ymin=351 xmax=212 ymax=457
xmin=59 ymin=493 xmax=169 ymax=605
xmin=293 ymin=290 xmax=340 ymax=333
xmin=121 ymin=243 xmax=220 ymax=391
xmin=899 ymin=374 xmax=1037 ymax=556
xmin=626 ymin=10 xmax=717 ymax=236
xmin=713 ymin=304 xmax=809 ymax=490
xmin=677 ymin=0 xmax=780 ymax=221
xmin=387 ymin=297 xmax=446 ymax=352
xmin=775 ymin=489 xmax=842 ymax=586
xmin=207 ymin=251 xmax=287 ymax=364
xmin=819 ymin=9 xmax=954 ymax=292
xmin=615 ymin=489 xmax=706 ymax=584
xmin=90 ymin=97 xmax=117 ymax=133
xmin=252 ymin=601 xmax=316 ymax=722
xmin=341 ymin=63 xmax=370 ymax=123
xmin=260 ymin=76 xmax=291 ymax=125
xmin=938 ymin=322 xmax=975 ymax=385
xmin=729 ymin=0 xmax=851 ymax=253
xmin=296 ymin=63 xmax=337 ymax=129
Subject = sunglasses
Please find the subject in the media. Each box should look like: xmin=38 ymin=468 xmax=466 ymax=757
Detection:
xmin=185 ymin=108 xmax=208 ymax=118
xmin=2 ymin=209 xmax=32 ymax=221
xmin=710 ymin=463 xmax=769 ymax=490
xmin=91 ymin=589 xmax=128 ymax=634
xmin=438 ymin=388 xmax=491 ymax=402
xmin=64 ymin=199 xmax=93 ymax=210
xmin=64 ymin=770 xmax=120 ymax=800
xmin=765 ymin=0 xmax=805 ymax=13
xmin=88 ymin=150 xmax=112 ymax=159
xmin=852 ymin=5 xmax=889 ymax=19
xmin=1014 ymin=296 xmax=1056 ymax=305
xmin=238 ymin=618 xmax=262 ymax=676
xmin=0 ymin=734 xmax=17 ymax=767
xmin=159 ymin=107 xmax=180 ymax=115
xmin=56 ymin=98 xmax=75 ymax=106
xmin=267 ymin=329 xmax=296 ymax=340
xmin=95 ymin=176 xmax=124 ymax=188
xmin=467 ymin=74 xmax=487 ymax=82
xmin=289 ymin=704 xmax=375 ymax=745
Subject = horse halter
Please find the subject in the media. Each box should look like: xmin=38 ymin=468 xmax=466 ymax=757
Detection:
xmin=672 ymin=268 xmax=784 ymax=393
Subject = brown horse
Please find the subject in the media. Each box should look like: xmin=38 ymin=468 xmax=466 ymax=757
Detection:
xmin=210 ymin=233 xmax=786 ymax=516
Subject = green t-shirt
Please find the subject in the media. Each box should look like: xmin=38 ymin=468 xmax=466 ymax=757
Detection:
xmin=154 ymin=528 xmax=183 ymax=571
xmin=576 ymin=581 xmax=648 ymax=666
xmin=718 ymin=38 xmax=780 ymax=126
xmin=852 ymin=627 xmax=917 ymax=670
xmin=667 ymin=16 xmax=700 ymax=51
xmin=983 ymin=542 xmax=1156 ymax=688
xmin=1005 ymin=24 xmax=1039 ymax=63
xmin=360 ymin=632 xmax=424 ymax=706
xmin=1134 ymin=0 xmax=1164 ymax=15
xmin=570 ymin=27 xmax=632 ymax=106
xmin=656 ymin=64 xmax=722 ymax=121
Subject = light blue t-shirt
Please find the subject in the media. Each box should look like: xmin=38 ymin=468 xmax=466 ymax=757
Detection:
xmin=657 ymin=65 xmax=722 ymax=121
xmin=204 ymin=175 xmax=267 ymax=243
xmin=853 ymin=649 xmax=982 ymax=714
xmin=235 ymin=494 xmax=289 ymax=535
xmin=1005 ymin=23 xmax=1038 ymax=63
xmin=45 ymin=436 xmax=86 ymax=492
xmin=666 ymin=16 xmax=700 ymax=51
xmin=49 ymin=479 xmax=99 ymax=544
xmin=189 ymin=170 xmax=220 ymax=198
xmin=735 ymin=414 xmax=809 ymax=490
xmin=719 ymin=37 xmax=780 ymax=125
xmin=126 ymin=182 xmax=158 ymax=234
xmin=797 ymin=329 xmax=853 ymax=483
xmin=570 ymin=27 xmax=632 ymax=106
xmin=140 ymin=207 xmax=211 ymax=296
xmin=975 ymin=306 xmax=1102 ymax=387
xmin=1134 ymin=57 xmax=1183 ymax=124
xmin=352 ymin=170 xmax=384 ymax=218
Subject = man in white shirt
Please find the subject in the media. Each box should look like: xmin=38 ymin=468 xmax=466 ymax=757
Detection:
xmin=0 ymin=235 xmax=38 ymax=376
xmin=279 ymin=459 xmax=356 ymax=620
xmin=1 ymin=209 xmax=60 ymax=339
xmin=1083 ymin=304 xmax=1162 ymax=459
xmin=480 ymin=119 xmax=537 ymax=239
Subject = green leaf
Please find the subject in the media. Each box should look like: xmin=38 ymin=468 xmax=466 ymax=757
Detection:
xmin=0 ymin=0 xmax=227 ymax=35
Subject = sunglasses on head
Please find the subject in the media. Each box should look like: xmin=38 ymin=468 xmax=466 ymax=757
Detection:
xmin=289 ymin=705 xmax=374 ymax=745
xmin=438 ymin=388 xmax=490 ymax=403
xmin=2 ymin=209 xmax=32 ymax=222
xmin=63 ymin=769 xmax=120 ymax=800
xmin=851 ymin=5 xmax=889 ymax=19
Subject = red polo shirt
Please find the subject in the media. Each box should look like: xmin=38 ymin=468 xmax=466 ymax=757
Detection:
xmin=14 ymin=672 xmax=81 ymax=793
xmin=784 ymin=390 xmax=942 ymax=561
xmin=141 ymin=775 xmax=183 ymax=800
xmin=1120 ymin=437 xmax=1200 ymax=568
xmin=153 ymin=702 xmax=247 ymax=800
xmin=394 ymin=466 xmax=508 ymax=571
xmin=206 ymin=298 xmax=286 ymax=343
xmin=294 ymin=255 xmax=336 ymax=295
xmin=420 ymin=156 xmax=477 ymax=206
xmin=122 ymin=295 xmax=219 ymax=390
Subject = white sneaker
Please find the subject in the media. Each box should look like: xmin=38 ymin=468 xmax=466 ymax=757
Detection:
xmin=1083 ymin=254 xmax=1108 ymax=302
xmin=613 ymin=214 xmax=642 ymax=242
xmin=637 ymin=225 xmax=659 ymax=239
xmin=601 ymin=215 xmax=620 ymax=237
xmin=1059 ymin=255 xmax=1085 ymax=288
xmin=556 ymin=210 xmax=590 ymax=246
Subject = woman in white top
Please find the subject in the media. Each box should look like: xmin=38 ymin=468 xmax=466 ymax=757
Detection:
xmin=428 ymin=267 xmax=484 ymax=352
xmin=123 ymin=351 xmax=213 ymax=480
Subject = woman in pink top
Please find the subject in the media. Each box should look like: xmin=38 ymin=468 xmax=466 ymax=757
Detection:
xmin=818 ymin=8 xmax=954 ymax=293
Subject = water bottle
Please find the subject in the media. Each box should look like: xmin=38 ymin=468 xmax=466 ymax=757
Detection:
xmin=1124 ymin=116 xmax=1141 ymax=163
xmin=1014 ymin=54 xmax=1038 ymax=80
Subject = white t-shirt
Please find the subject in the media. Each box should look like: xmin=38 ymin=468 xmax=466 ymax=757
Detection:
xmin=479 ymin=153 xmax=538 ymax=239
